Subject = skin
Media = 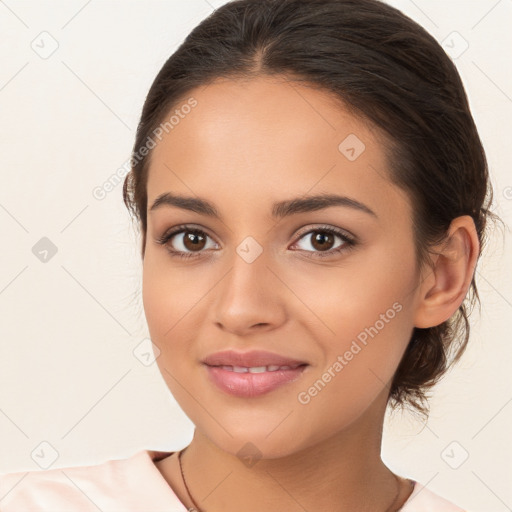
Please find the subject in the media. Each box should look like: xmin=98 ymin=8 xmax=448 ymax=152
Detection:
xmin=142 ymin=76 xmax=479 ymax=512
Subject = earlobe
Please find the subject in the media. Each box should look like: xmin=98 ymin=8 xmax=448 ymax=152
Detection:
xmin=413 ymin=216 xmax=479 ymax=329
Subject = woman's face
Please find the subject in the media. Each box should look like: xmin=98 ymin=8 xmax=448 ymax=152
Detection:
xmin=142 ymin=76 xmax=424 ymax=457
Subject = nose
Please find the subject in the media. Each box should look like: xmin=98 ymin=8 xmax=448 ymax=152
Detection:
xmin=211 ymin=246 xmax=287 ymax=336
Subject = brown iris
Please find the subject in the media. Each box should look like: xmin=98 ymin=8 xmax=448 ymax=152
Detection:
xmin=310 ymin=231 xmax=335 ymax=251
xmin=183 ymin=230 xmax=207 ymax=251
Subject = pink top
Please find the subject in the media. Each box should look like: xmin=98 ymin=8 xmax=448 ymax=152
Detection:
xmin=0 ymin=449 xmax=467 ymax=511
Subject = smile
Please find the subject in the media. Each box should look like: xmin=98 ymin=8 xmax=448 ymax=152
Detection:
xmin=216 ymin=364 xmax=303 ymax=373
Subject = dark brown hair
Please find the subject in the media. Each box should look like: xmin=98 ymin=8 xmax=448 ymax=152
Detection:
xmin=123 ymin=0 xmax=500 ymax=416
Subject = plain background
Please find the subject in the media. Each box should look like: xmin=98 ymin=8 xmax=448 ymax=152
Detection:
xmin=0 ymin=1 xmax=510 ymax=510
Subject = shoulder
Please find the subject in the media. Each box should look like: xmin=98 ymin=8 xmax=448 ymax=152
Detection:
xmin=0 ymin=449 xmax=184 ymax=511
xmin=401 ymin=480 xmax=468 ymax=512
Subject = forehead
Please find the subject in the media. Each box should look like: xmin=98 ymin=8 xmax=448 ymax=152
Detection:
xmin=146 ymin=76 xmax=410 ymax=219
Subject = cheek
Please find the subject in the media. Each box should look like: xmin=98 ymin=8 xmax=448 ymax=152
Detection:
xmin=294 ymin=246 xmax=417 ymax=394
xmin=295 ymin=297 xmax=414 ymax=436
xmin=289 ymin=245 xmax=416 ymax=338
xmin=141 ymin=252 xmax=216 ymax=360
xmin=142 ymin=253 xmax=189 ymax=345
xmin=142 ymin=256 xmax=201 ymax=400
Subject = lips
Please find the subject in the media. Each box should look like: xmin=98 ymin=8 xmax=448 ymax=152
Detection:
xmin=202 ymin=349 xmax=308 ymax=369
xmin=202 ymin=350 xmax=310 ymax=397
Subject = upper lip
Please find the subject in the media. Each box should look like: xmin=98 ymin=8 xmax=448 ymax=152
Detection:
xmin=202 ymin=350 xmax=308 ymax=368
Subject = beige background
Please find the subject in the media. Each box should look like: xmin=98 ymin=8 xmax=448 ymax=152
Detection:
xmin=0 ymin=1 xmax=510 ymax=510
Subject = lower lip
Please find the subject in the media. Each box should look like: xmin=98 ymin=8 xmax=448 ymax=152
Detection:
xmin=204 ymin=364 xmax=308 ymax=398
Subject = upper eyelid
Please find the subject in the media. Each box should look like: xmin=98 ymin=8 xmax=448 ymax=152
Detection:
xmin=294 ymin=224 xmax=355 ymax=240
xmin=161 ymin=224 xmax=219 ymax=244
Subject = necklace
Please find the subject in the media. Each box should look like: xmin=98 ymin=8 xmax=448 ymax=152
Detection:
xmin=178 ymin=448 xmax=202 ymax=512
xmin=177 ymin=447 xmax=407 ymax=512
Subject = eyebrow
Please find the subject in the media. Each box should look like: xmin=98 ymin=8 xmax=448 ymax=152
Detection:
xmin=149 ymin=192 xmax=377 ymax=220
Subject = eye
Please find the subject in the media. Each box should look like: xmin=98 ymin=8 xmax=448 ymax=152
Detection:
xmin=291 ymin=225 xmax=356 ymax=258
xmin=155 ymin=224 xmax=357 ymax=260
xmin=155 ymin=225 xmax=218 ymax=259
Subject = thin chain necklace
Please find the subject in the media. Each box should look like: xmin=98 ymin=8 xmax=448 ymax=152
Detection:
xmin=177 ymin=447 xmax=407 ymax=512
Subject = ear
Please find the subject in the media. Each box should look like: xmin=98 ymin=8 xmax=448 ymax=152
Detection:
xmin=413 ymin=215 xmax=480 ymax=329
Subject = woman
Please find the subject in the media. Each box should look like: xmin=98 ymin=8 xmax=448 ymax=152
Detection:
xmin=0 ymin=0 xmax=499 ymax=510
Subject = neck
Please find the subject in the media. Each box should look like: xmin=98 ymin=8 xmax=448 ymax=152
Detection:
xmin=177 ymin=396 xmax=409 ymax=512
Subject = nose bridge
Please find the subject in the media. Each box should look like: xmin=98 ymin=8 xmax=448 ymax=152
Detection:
xmin=212 ymin=235 xmax=285 ymax=332
xmin=224 ymin=235 xmax=274 ymax=305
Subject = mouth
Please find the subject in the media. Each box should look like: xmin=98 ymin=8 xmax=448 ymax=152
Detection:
xmin=203 ymin=363 xmax=309 ymax=398
xmin=202 ymin=349 xmax=309 ymax=369
xmin=209 ymin=363 xmax=307 ymax=373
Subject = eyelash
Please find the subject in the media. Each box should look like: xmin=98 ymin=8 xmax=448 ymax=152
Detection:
xmin=155 ymin=224 xmax=357 ymax=260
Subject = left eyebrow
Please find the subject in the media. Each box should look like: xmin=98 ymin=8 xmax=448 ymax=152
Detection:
xmin=149 ymin=192 xmax=377 ymax=220
xmin=272 ymin=193 xmax=377 ymax=219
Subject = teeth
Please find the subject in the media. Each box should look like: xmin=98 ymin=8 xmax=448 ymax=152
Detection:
xmin=248 ymin=366 xmax=267 ymax=373
xmin=218 ymin=364 xmax=301 ymax=372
